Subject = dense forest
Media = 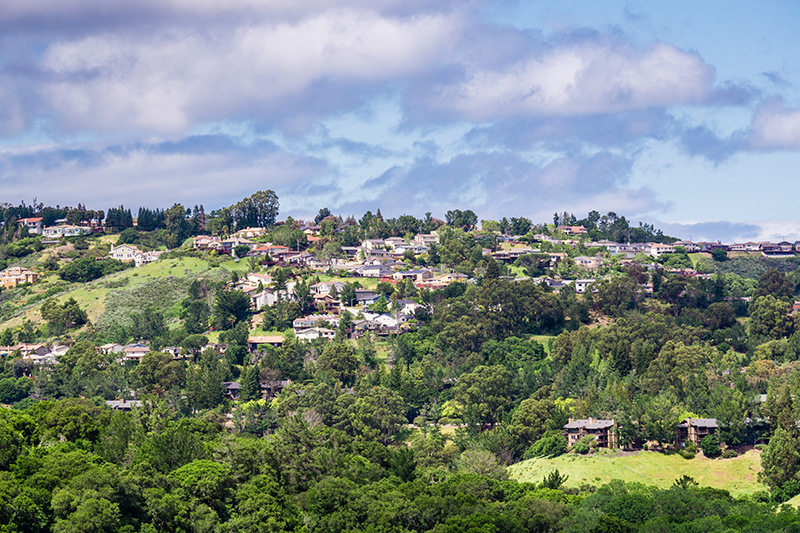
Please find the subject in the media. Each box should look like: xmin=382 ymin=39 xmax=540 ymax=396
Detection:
xmin=4 ymin=195 xmax=800 ymax=531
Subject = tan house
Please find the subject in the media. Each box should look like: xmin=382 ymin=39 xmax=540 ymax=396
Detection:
xmin=234 ymin=227 xmax=267 ymax=239
xmin=556 ymin=225 xmax=588 ymax=235
xmin=247 ymin=336 xmax=284 ymax=352
xmin=1 ymin=267 xmax=38 ymax=288
xmin=563 ymin=418 xmax=618 ymax=448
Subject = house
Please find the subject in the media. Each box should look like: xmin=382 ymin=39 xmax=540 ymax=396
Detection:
xmin=251 ymin=289 xmax=279 ymax=310
xmin=648 ymin=243 xmax=675 ymax=258
xmin=563 ymin=418 xmax=618 ymax=448
xmin=310 ymin=281 xmax=345 ymax=295
xmin=18 ymin=217 xmax=43 ymax=234
xmin=362 ymin=239 xmax=386 ymax=250
xmin=675 ymin=418 xmax=718 ymax=447
xmin=247 ymin=336 xmax=284 ymax=352
xmin=42 ymin=224 xmax=92 ymax=238
xmin=573 ymin=256 xmax=602 ymax=269
xmin=0 ymin=267 xmax=38 ymax=288
xmin=413 ymin=233 xmax=439 ymax=246
xmin=697 ymin=242 xmax=729 ymax=252
xmin=572 ymin=279 xmax=596 ymax=294
xmin=296 ymin=327 xmax=336 ymax=341
xmin=99 ymin=343 xmax=125 ymax=355
xmin=394 ymin=244 xmax=428 ymax=255
xmin=730 ymin=242 xmax=761 ymax=252
xmin=556 ymin=225 xmax=588 ymax=235
xmin=384 ymin=237 xmax=407 ymax=250
xmin=357 ymin=264 xmax=394 ymax=278
xmin=193 ymin=235 xmax=221 ymax=250
xmin=672 ymin=241 xmax=700 ymax=253
xmin=312 ymin=293 xmax=341 ymax=313
xmin=123 ymin=344 xmax=150 ymax=361
xmin=219 ymin=237 xmax=255 ymax=256
xmin=393 ymin=269 xmax=433 ymax=282
xmin=223 ymin=382 xmax=241 ymax=399
xmin=355 ymin=288 xmax=379 ymax=306
xmin=293 ymin=315 xmax=339 ymax=331
xmin=109 ymin=244 xmax=163 ymax=267
xmin=105 ymin=399 xmax=143 ymax=411
xmin=233 ymin=227 xmax=267 ymax=239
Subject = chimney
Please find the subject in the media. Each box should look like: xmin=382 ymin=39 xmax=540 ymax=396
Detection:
xmin=589 ymin=417 xmax=595 ymax=424
xmin=568 ymin=418 xmax=574 ymax=423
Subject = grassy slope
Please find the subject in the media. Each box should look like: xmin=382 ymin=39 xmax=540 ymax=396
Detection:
xmin=509 ymin=449 xmax=765 ymax=497
xmin=0 ymin=257 xmax=216 ymax=331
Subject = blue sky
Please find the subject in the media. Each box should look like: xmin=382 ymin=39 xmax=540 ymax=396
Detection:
xmin=0 ymin=0 xmax=798 ymax=241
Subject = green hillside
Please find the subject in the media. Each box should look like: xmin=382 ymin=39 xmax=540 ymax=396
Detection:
xmin=509 ymin=449 xmax=765 ymax=497
xmin=0 ymin=256 xmax=229 ymax=331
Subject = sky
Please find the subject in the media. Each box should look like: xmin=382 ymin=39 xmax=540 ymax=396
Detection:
xmin=0 ymin=0 xmax=799 ymax=242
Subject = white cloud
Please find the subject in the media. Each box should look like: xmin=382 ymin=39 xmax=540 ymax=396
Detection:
xmin=38 ymin=10 xmax=462 ymax=133
xmin=428 ymin=42 xmax=715 ymax=120
xmin=748 ymin=99 xmax=800 ymax=150
xmin=0 ymin=141 xmax=326 ymax=209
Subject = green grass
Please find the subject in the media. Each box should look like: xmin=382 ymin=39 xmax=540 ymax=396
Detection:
xmin=0 ymin=257 xmax=221 ymax=331
xmin=509 ymin=449 xmax=765 ymax=497
xmin=530 ymin=335 xmax=554 ymax=353
xmin=688 ymin=253 xmax=706 ymax=269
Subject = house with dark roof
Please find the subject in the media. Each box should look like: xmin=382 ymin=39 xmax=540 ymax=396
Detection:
xmin=675 ymin=418 xmax=718 ymax=447
xmin=563 ymin=418 xmax=618 ymax=448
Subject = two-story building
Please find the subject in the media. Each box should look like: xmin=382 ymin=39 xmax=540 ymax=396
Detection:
xmin=563 ymin=418 xmax=618 ymax=448
xmin=0 ymin=267 xmax=38 ymax=288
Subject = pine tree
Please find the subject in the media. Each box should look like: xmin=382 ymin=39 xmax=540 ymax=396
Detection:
xmin=240 ymin=365 xmax=261 ymax=402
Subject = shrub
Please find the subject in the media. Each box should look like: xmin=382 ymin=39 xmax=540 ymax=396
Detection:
xmin=721 ymin=449 xmax=739 ymax=459
xmin=700 ymin=434 xmax=722 ymax=458
xmin=573 ymin=435 xmax=597 ymax=455
xmin=679 ymin=449 xmax=696 ymax=460
xmin=525 ymin=430 xmax=567 ymax=459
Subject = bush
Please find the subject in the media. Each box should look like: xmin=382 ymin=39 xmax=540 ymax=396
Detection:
xmin=721 ymin=449 xmax=739 ymax=459
xmin=573 ymin=435 xmax=597 ymax=455
xmin=700 ymin=434 xmax=722 ymax=458
xmin=755 ymin=444 xmax=767 ymax=451
xmin=525 ymin=430 xmax=567 ymax=459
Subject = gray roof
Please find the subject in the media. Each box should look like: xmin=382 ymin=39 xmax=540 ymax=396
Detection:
xmin=563 ymin=419 xmax=615 ymax=430
xmin=688 ymin=418 xmax=717 ymax=428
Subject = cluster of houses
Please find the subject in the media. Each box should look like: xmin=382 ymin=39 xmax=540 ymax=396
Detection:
xmin=564 ymin=416 xmax=738 ymax=449
xmin=17 ymin=217 xmax=94 ymax=239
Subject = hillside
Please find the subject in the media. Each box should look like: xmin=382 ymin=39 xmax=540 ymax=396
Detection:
xmin=509 ymin=449 xmax=765 ymax=497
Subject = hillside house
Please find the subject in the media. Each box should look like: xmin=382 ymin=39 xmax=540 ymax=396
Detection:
xmin=563 ymin=418 xmax=618 ymax=448
xmin=413 ymin=233 xmax=438 ymax=246
xmin=18 ymin=217 xmax=43 ymax=234
xmin=0 ymin=267 xmax=38 ymax=288
xmin=676 ymin=418 xmax=718 ymax=447
xmin=193 ymin=235 xmax=221 ymax=250
xmin=574 ymin=256 xmax=602 ymax=269
xmin=556 ymin=225 xmax=588 ymax=235
xmin=42 ymin=224 xmax=92 ymax=238
xmin=247 ymin=336 xmax=284 ymax=352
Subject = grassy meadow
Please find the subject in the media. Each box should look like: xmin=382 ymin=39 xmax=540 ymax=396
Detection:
xmin=509 ymin=449 xmax=765 ymax=497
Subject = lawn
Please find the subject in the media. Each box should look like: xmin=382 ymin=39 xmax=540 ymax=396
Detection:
xmin=509 ymin=449 xmax=765 ymax=497
xmin=530 ymin=335 xmax=554 ymax=353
